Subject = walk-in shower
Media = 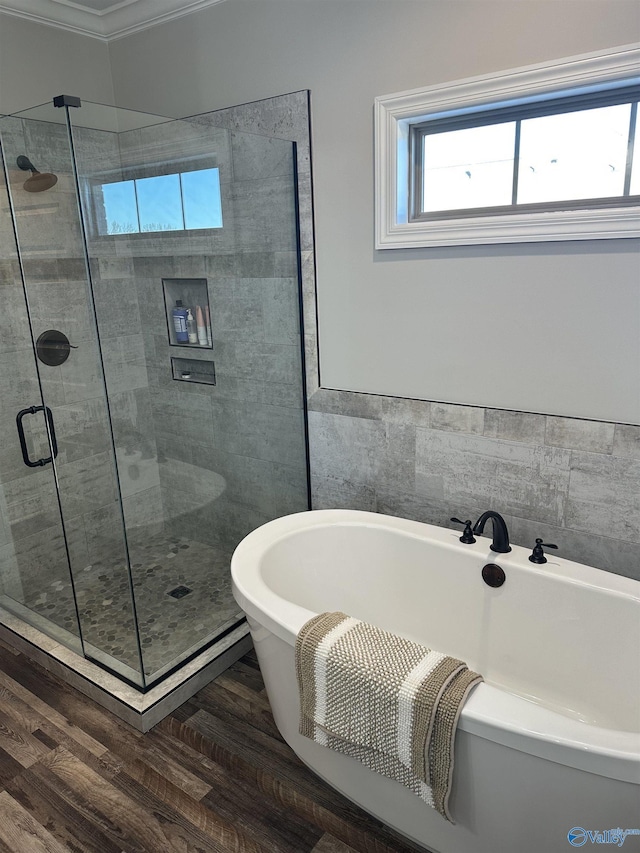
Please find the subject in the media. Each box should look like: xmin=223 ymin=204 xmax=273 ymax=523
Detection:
xmin=0 ymin=96 xmax=309 ymax=716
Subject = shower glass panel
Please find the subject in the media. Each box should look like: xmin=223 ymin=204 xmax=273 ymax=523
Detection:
xmin=0 ymin=145 xmax=84 ymax=657
xmin=0 ymin=103 xmax=146 ymax=685
xmin=0 ymin=98 xmax=309 ymax=689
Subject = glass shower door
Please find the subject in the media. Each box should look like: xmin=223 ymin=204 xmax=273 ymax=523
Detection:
xmin=0 ymin=128 xmax=84 ymax=654
xmin=0 ymin=105 xmax=146 ymax=687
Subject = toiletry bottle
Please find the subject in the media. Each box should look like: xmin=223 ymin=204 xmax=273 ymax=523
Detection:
xmin=205 ymin=305 xmax=212 ymax=347
xmin=186 ymin=308 xmax=198 ymax=344
xmin=172 ymin=300 xmax=188 ymax=343
xmin=196 ymin=305 xmax=208 ymax=346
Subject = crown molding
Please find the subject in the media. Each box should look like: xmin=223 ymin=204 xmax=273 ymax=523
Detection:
xmin=0 ymin=0 xmax=227 ymax=41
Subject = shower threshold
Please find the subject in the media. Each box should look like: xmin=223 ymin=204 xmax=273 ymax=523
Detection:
xmin=0 ymin=602 xmax=251 ymax=731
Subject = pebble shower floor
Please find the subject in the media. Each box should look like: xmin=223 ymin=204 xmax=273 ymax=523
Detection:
xmin=24 ymin=533 xmax=242 ymax=682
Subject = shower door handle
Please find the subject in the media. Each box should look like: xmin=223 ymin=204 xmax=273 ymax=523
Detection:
xmin=16 ymin=405 xmax=59 ymax=468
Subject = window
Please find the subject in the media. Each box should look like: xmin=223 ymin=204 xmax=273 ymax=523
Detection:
xmin=96 ymin=167 xmax=223 ymax=235
xmin=413 ymin=91 xmax=637 ymax=218
xmin=375 ymin=44 xmax=640 ymax=248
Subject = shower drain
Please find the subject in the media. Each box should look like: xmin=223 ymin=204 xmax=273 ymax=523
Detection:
xmin=167 ymin=585 xmax=192 ymax=599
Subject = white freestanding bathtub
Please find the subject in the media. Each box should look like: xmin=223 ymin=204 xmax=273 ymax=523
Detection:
xmin=231 ymin=510 xmax=640 ymax=853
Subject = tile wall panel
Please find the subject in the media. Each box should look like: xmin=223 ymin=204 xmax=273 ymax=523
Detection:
xmin=83 ymin=110 xmax=311 ymax=555
xmin=309 ymin=389 xmax=640 ymax=579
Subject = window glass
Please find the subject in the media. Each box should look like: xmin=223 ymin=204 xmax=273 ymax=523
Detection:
xmin=181 ymin=168 xmax=223 ymax=229
xmin=517 ymin=104 xmax=631 ymax=204
xmin=96 ymin=168 xmax=223 ymax=235
xmin=422 ymin=122 xmax=516 ymax=212
xmin=101 ymin=179 xmax=138 ymax=235
xmin=136 ymin=173 xmax=183 ymax=232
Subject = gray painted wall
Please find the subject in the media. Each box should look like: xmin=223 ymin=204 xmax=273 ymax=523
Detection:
xmin=0 ymin=14 xmax=114 ymax=114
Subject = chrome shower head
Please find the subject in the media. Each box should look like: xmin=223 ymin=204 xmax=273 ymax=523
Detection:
xmin=16 ymin=155 xmax=58 ymax=193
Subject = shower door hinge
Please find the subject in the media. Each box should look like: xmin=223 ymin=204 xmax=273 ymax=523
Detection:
xmin=53 ymin=95 xmax=81 ymax=109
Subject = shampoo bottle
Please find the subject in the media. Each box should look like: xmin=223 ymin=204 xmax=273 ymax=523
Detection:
xmin=196 ymin=305 xmax=208 ymax=346
xmin=186 ymin=308 xmax=198 ymax=344
xmin=172 ymin=300 xmax=188 ymax=343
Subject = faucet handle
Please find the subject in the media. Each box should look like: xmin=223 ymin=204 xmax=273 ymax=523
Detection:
xmin=450 ymin=517 xmax=476 ymax=544
xmin=529 ymin=538 xmax=558 ymax=564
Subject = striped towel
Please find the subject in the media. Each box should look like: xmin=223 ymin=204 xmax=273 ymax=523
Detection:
xmin=295 ymin=611 xmax=482 ymax=822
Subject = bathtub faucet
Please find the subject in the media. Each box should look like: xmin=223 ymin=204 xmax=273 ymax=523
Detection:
xmin=473 ymin=511 xmax=512 ymax=554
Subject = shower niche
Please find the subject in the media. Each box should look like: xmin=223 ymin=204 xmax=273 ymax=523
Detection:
xmin=0 ymin=95 xmax=309 ymax=727
xmin=163 ymin=278 xmax=212 ymax=348
xmin=171 ymin=356 xmax=216 ymax=385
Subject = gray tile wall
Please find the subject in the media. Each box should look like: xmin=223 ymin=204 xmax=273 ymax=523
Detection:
xmin=0 ymin=250 xmax=72 ymax=605
xmin=306 ymin=392 xmax=639 ymax=578
xmin=79 ymin=112 xmax=308 ymax=554
xmin=193 ymin=92 xmax=318 ymax=395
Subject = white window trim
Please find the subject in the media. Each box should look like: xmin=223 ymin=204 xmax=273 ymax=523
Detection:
xmin=374 ymin=43 xmax=640 ymax=249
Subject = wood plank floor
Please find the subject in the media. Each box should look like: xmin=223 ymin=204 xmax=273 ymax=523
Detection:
xmin=0 ymin=637 xmax=427 ymax=853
